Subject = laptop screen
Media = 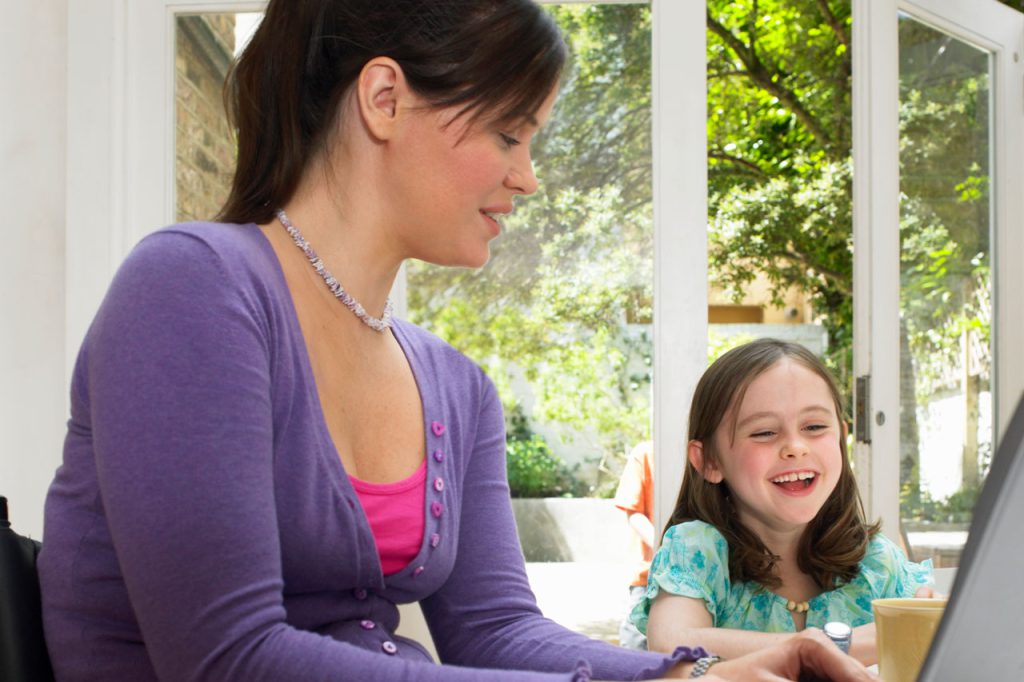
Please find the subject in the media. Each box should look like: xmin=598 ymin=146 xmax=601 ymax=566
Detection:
xmin=917 ymin=394 xmax=1024 ymax=680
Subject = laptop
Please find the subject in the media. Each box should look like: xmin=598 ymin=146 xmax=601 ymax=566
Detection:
xmin=916 ymin=394 xmax=1024 ymax=680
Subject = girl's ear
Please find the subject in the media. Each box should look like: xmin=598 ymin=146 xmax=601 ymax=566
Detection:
xmin=688 ymin=440 xmax=723 ymax=484
xmin=356 ymin=56 xmax=408 ymax=141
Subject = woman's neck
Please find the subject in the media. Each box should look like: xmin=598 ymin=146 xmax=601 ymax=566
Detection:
xmin=277 ymin=167 xmax=401 ymax=319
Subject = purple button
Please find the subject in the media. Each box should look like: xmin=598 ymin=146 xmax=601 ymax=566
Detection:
xmin=431 ymin=421 xmax=446 ymax=437
xmin=432 ymin=449 xmax=444 ymax=463
xmin=382 ymin=640 xmax=398 ymax=655
xmin=431 ymin=501 xmax=444 ymax=518
xmin=359 ymin=619 xmax=375 ymax=630
xmin=412 ymin=566 xmax=425 ymax=578
xmin=429 ymin=533 xmax=440 ymax=548
xmin=353 ymin=588 xmax=368 ymax=600
xmin=433 ymin=477 xmax=444 ymax=492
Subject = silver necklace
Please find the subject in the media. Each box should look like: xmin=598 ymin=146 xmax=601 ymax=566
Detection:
xmin=276 ymin=209 xmax=394 ymax=332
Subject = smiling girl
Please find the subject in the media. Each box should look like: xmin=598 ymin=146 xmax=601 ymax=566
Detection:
xmin=633 ymin=339 xmax=933 ymax=666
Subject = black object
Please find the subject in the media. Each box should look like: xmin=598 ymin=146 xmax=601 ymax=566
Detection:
xmin=0 ymin=496 xmax=55 ymax=681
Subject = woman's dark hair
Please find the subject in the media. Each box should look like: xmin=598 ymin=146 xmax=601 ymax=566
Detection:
xmin=217 ymin=0 xmax=567 ymax=225
xmin=664 ymin=338 xmax=880 ymax=590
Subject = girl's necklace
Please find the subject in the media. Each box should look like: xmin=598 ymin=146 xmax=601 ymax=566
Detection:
xmin=785 ymin=599 xmax=810 ymax=613
xmin=276 ymin=209 xmax=394 ymax=332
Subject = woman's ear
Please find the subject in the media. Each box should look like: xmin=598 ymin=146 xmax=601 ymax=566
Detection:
xmin=356 ymin=56 xmax=405 ymax=141
xmin=688 ymin=440 xmax=723 ymax=484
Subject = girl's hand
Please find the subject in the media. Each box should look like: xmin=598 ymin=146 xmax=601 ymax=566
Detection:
xmin=914 ymin=585 xmax=942 ymax=598
xmin=849 ymin=622 xmax=876 ymax=667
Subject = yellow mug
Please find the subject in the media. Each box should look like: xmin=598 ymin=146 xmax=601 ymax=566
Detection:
xmin=872 ymin=597 xmax=947 ymax=682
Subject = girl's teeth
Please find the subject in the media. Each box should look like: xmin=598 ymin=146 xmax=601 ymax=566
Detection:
xmin=772 ymin=472 xmax=815 ymax=483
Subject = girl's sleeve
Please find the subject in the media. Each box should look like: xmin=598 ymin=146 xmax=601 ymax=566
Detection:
xmin=419 ymin=377 xmax=705 ymax=681
xmin=630 ymin=522 xmax=730 ymax=633
xmin=863 ymin=534 xmax=935 ymax=598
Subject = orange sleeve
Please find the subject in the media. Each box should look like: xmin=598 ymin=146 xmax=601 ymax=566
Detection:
xmin=613 ymin=441 xmax=652 ymax=516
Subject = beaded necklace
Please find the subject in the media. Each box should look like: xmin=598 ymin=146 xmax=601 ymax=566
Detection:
xmin=276 ymin=209 xmax=394 ymax=332
xmin=785 ymin=599 xmax=810 ymax=613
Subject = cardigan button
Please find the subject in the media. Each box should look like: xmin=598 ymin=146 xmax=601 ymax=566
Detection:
xmin=359 ymin=619 xmax=375 ymax=630
xmin=382 ymin=640 xmax=398 ymax=655
xmin=413 ymin=566 xmax=425 ymax=577
xmin=433 ymin=477 xmax=444 ymax=492
xmin=431 ymin=421 xmax=446 ymax=437
xmin=432 ymin=449 xmax=444 ymax=463
xmin=353 ymin=588 xmax=368 ymax=600
xmin=429 ymin=533 xmax=441 ymax=548
xmin=431 ymin=501 xmax=444 ymax=518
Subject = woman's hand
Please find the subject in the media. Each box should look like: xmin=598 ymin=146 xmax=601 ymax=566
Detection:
xmin=651 ymin=628 xmax=880 ymax=681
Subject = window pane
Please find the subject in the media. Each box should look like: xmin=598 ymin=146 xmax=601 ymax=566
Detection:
xmin=705 ymin=1 xmax=851 ymax=373
xmin=898 ymin=15 xmax=992 ymax=568
xmin=174 ymin=13 xmax=260 ymax=221
xmin=406 ymin=4 xmax=653 ymax=642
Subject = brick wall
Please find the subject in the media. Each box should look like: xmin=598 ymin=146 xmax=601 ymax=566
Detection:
xmin=175 ymin=15 xmax=236 ymax=223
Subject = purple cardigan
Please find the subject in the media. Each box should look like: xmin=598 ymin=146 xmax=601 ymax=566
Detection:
xmin=39 ymin=223 xmax=695 ymax=681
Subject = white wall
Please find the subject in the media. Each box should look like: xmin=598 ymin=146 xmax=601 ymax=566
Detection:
xmin=0 ymin=1 xmax=69 ymax=539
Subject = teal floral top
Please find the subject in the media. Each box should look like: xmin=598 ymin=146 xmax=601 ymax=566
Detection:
xmin=631 ymin=520 xmax=933 ymax=634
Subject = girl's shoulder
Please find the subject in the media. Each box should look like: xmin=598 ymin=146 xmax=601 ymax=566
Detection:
xmin=660 ymin=520 xmax=731 ymax=566
xmin=862 ymin=532 xmax=916 ymax=567
xmin=853 ymin=532 xmax=934 ymax=595
xmin=663 ymin=519 xmax=727 ymax=547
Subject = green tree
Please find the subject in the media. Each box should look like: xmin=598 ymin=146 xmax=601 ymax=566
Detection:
xmin=705 ymin=0 xmax=854 ymax=383
xmin=408 ymin=5 xmax=654 ymax=493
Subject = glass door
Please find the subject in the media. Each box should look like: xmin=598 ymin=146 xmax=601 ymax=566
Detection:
xmin=854 ymin=0 xmax=1024 ymax=565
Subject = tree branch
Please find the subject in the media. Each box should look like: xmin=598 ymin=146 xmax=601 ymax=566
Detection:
xmin=707 ymin=10 xmax=835 ymax=152
xmin=814 ymin=0 xmax=850 ymax=50
xmin=708 ymin=68 xmax=750 ymax=80
xmin=782 ymin=249 xmax=851 ymax=294
xmin=709 ymin=151 xmax=768 ymax=177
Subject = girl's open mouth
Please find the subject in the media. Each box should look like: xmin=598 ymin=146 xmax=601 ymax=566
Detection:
xmin=770 ymin=471 xmax=816 ymax=493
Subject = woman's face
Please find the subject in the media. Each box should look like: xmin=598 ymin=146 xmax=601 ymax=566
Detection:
xmin=386 ymin=86 xmax=558 ymax=268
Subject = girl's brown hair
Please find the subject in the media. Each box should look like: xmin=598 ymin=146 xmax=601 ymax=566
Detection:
xmin=217 ymin=0 xmax=567 ymax=225
xmin=664 ymin=338 xmax=880 ymax=590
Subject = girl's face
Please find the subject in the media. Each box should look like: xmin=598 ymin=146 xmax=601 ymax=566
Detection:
xmin=387 ymin=86 xmax=558 ymax=269
xmin=705 ymin=358 xmax=844 ymax=537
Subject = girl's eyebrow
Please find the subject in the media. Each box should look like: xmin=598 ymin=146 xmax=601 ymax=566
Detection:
xmin=734 ymin=405 xmax=834 ymax=429
xmin=734 ymin=411 xmax=777 ymax=429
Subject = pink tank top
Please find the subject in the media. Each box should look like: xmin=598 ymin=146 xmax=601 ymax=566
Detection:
xmin=349 ymin=460 xmax=426 ymax=576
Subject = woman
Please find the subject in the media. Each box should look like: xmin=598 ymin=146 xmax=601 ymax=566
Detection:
xmin=39 ymin=1 xmax=877 ymax=680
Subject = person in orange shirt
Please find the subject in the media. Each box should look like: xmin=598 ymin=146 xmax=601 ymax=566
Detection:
xmin=613 ymin=440 xmax=655 ymax=649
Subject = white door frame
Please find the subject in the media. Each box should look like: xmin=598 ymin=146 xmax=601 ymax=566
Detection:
xmin=852 ymin=0 xmax=1024 ymax=535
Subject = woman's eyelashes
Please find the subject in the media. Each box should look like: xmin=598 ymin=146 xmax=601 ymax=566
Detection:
xmin=499 ymin=132 xmax=521 ymax=148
